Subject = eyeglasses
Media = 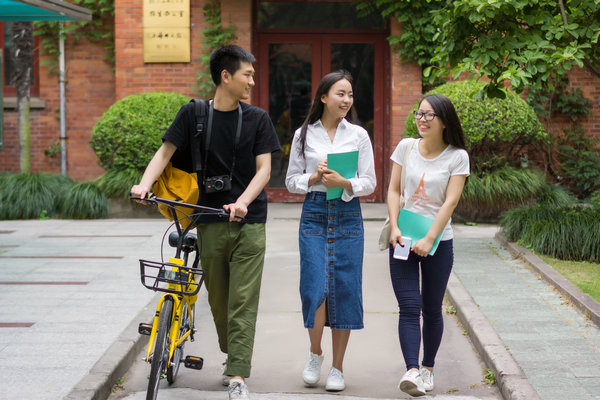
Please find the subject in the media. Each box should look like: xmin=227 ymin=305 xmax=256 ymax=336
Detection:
xmin=413 ymin=110 xmax=438 ymax=121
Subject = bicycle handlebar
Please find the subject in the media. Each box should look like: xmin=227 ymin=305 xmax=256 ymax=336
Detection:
xmin=130 ymin=192 xmax=229 ymax=216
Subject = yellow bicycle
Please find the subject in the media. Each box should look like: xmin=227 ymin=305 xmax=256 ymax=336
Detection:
xmin=133 ymin=193 xmax=229 ymax=400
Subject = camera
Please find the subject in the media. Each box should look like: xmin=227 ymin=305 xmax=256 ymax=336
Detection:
xmin=204 ymin=175 xmax=232 ymax=193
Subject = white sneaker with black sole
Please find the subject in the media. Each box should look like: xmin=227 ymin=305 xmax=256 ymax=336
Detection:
xmin=399 ymin=369 xmax=426 ymax=397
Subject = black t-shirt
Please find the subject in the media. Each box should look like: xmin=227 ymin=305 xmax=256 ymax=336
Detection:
xmin=163 ymin=101 xmax=280 ymax=223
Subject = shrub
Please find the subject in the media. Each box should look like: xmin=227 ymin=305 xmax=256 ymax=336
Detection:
xmin=405 ymin=80 xmax=547 ymax=171
xmin=95 ymin=168 xmax=143 ymax=199
xmin=500 ymin=204 xmax=600 ymax=263
xmin=59 ymin=182 xmax=108 ymax=219
xmin=90 ymin=92 xmax=190 ymax=172
xmin=455 ymin=166 xmax=547 ymax=222
xmin=557 ymin=127 xmax=600 ymax=198
xmin=0 ymin=173 xmax=73 ymax=219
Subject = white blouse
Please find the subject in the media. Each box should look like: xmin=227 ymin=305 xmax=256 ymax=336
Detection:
xmin=285 ymin=118 xmax=376 ymax=201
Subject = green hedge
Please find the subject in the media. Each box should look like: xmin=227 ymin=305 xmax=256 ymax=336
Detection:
xmin=405 ymin=80 xmax=547 ymax=170
xmin=455 ymin=166 xmax=549 ymax=222
xmin=501 ymin=203 xmax=600 ymax=263
xmin=90 ymin=92 xmax=190 ymax=172
xmin=0 ymin=173 xmax=108 ymax=220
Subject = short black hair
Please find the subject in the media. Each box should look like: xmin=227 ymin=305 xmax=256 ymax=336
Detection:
xmin=209 ymin=45 xmax=256 ymax=86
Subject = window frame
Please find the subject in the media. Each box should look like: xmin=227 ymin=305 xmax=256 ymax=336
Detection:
xmin=1 ymin=21 xmax=41 ymax=98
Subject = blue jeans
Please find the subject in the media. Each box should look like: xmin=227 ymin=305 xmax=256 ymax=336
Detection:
xmin=299 ymin=192 xmax=364 ymax=330
xmin=389 ymin=239 xmax=453 ymax=370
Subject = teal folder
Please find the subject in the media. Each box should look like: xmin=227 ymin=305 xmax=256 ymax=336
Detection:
xmin=397 ymin=208 xmax=443 ymax=255
xmin=326 ymin=151 xmax=359 ymax=200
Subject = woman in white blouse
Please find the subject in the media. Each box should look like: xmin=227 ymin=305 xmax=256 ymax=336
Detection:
xmin=285 ymin=70 xmax=376 ymax=392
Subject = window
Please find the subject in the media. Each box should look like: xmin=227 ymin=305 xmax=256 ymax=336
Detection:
xmin=1 ymin=21 xmax=40 ymax=98
xmin=257 ymin=1 xmax=385 ymax=30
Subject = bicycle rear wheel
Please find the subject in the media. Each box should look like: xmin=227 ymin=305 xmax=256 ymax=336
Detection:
xmin=147 ymin=297 xmax=173 ymax=400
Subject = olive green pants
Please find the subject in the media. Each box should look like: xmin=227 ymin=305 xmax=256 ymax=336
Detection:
xmin=197 ymin=222 xmax=265 ymax=378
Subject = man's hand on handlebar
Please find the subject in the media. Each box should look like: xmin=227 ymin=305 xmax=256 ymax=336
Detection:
xmin=223 ymin=201 xmax=247 ymax=222
xmin=130 ymin=185 xmax=151 ymax=204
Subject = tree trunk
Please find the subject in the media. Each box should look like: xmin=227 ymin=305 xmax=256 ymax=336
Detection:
xmin=10 ymin=21 xmax=33 ymax=174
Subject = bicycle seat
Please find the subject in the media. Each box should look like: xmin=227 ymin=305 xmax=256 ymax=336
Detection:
xmin=168 ymin=231 xmax=198 ymax=249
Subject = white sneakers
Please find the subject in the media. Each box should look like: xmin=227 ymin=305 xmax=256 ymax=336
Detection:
xmin=302 ymin=352 xmax=345 ymax=391
xmin=228 ymin=379 xmax=249 ymax=400
xmin=419 ymin=367 xmax=434 ymax=391
xmin=325 ymin=367 xmax=345 ymax=391
xmin=399 ymin=369 xmax=426 ymax=397
xmin=302 ymin=352 xmax=324 ymax=385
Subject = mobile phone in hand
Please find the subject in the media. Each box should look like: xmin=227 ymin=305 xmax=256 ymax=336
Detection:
xmin=393 ymin=237 xmax=412 ymax=260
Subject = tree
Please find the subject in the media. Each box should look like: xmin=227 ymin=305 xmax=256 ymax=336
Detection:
xmin=359 ymin=0 xmax=600 ymax=97
xmin=10 ymin=21 xmax=34 ymax=173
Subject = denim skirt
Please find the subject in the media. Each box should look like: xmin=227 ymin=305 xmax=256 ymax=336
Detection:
xmin=299 ymin=191 xmax=364 ymax=330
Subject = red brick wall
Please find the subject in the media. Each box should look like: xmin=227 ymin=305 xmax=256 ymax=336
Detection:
xmin=0 ymin=29 xmax=113 ymax=181
xmin=388 ymin=19 xmax=422 ymax=151
xmin=114 ymin=0 xmax=208 ymax=100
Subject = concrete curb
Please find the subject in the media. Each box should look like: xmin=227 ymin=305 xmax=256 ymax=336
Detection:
xmin=64 ymin=294 xmax=159 ymax=400
xmin=495 ymin=232 xmax=600 ymax=328
xmin=446 ymin=272 xmax=542 ymax=400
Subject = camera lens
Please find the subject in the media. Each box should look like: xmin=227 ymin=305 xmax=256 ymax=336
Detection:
xmin=214 ymin=179 xmax=224 ymax=190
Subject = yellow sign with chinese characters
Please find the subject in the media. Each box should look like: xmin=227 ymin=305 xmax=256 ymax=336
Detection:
xmin=143 ymin=0 xmax=190 ymax=63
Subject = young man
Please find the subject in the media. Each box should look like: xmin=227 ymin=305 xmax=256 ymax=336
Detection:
xmin=131 ymin=45 xmax=280 ymax=400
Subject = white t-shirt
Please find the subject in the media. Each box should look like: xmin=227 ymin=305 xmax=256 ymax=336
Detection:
xmin=390 ymin=138 xmax=470 ymax=240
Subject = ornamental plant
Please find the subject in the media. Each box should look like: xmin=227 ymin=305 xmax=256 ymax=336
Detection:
xmin=90 ymin=92 xmax=189 ymax=172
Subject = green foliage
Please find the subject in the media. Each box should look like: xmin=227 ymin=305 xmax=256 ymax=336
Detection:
xmin=95 ymin=168 xmax=143 ymax=199
xmin=195 ymin=0 xmax=238 ymax=97
xmin=405 ymin=80 xmax=547 ymax=169
xmin=500 ymin=203 xmax=600 ymax=263
xmin=34 ymin=0 xmax=115 ymax=72
xmin=0 ymin=173 xmax=73 ymax=219
xmin=58 ymin=182 xmax=108 ymax=219
xmin=90 ymin=92 xmax=189 ymax=172
xmin=557 ymin=127 xmax=600 ymax=198
xmin=357 ymin=1 xmax=441 ymax=70
xmin=483 ymin=369 xmax=496 ymax=385
xmin=456 ymin=167 xmax=547 ymax=221
xmin=526 ymin=75 xmax=592 ymax=121
xmin=363 ymin=0 xmax=600 ymax=97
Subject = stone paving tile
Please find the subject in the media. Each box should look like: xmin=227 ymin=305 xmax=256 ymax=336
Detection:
xmin=453 ymin=237 xmax=600 ymax=400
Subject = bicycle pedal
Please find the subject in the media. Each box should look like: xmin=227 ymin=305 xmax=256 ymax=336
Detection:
xmin=138 ymin=323 xmax=153 ymax=335
xmin=184 ymin=355 xmax=203 ymax=370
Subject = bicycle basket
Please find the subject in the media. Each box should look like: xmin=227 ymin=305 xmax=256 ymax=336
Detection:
xmin=139 ymin=259 xmax=204 ymax=296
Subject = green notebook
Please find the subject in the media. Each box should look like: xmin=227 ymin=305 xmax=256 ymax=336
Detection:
xmin=397 ymin=208 xmax=443 ymax=255
xmin=326 ymin=151 xmax=359 ymax=200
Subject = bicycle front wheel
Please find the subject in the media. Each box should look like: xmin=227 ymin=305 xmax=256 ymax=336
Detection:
xmin=167 ymin=301 xmax=190 ymax=383
xmin=147 ymin=297 xmax=173 ymax=400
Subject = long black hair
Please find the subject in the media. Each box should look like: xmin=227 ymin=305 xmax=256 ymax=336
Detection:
xmin=420 ymin=94 xmax=467 ymax=151
xmin=420 ymin=93 xmax=471 ymax=179
xmin=296 ymin=70 xmax=354 ymax=156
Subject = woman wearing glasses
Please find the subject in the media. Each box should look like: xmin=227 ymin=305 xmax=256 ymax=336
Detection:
xmin=386 ymin=94 xmax=470 ymax=397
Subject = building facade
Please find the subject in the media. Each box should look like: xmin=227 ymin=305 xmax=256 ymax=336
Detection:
xmin=1 ymin=0 xmax=598 ymax=203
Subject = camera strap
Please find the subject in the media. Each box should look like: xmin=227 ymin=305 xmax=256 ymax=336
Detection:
xmin=202 ymin=100 xmax=243 ymax=184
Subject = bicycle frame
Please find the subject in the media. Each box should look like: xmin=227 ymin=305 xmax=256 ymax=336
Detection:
xmin=145 ymin=284 xmax=197 ymax=366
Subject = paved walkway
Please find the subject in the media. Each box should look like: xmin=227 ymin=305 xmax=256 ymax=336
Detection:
xmin=451 ymin=235 xmax=600 ymax=400
xmin=0 ymin=203 xmax=598 ymax=400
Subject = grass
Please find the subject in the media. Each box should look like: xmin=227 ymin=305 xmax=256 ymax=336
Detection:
xmin=501 ymin=203 xmax=600 ymax=262
xmin=538 ymin=254 xmax=600 ymax=303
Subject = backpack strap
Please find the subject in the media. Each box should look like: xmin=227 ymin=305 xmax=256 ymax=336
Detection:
xmin=189 ymin=99 xmax=207 ymax=173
